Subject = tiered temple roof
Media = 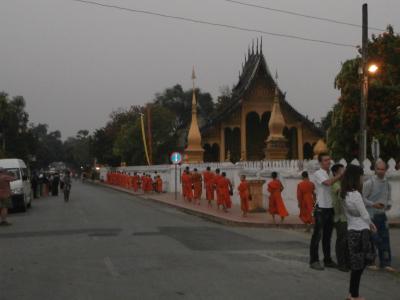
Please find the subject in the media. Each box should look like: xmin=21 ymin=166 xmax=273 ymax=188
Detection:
xmin=202 ymin=39 xmax=323 ymax=137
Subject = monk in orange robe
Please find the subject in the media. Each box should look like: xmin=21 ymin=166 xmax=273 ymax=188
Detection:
xmin=146 ymin=175 xmax=153 ymax=193
xmin=217 ymin=172 xmax=232 ymax=212
xmin=131 ymin=172 xmax=139 ymax=192
xmin=297 ymin=171 xmax=315 ymax=228
xmin=213 ymin=169 xmax=222 ymax=209
xmin=203 ymin=167 xmax=214 ymax=207
xmin=238 ymin=175 xmax=251 ymax=217
xmin=140 ymin=173 xmax=147 ymax=192
xmin=155 ymin=175 xmax=163 ymax=193
xmin=267 ymin=171 xmax=289 ymax=224
xmin=181 ymin=169 xmax=193 ymax=201
xmin=191 ymin=168 xmax=202 ymax=205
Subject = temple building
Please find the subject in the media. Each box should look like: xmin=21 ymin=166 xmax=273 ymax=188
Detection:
xmin=200 ymin=39 xmax=324 ymax=162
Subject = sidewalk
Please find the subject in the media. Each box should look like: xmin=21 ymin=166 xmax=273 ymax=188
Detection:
xmin=97 ymin=182 xmax=400 ymax=228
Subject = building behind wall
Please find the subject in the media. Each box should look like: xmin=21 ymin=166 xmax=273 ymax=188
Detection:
xmin=201 ymin=40 xmax=324 ymax=162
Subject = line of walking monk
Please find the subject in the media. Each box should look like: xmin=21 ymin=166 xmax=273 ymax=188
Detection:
xmin=106 ymin=172 xmax=163 ymax=193
xmin=106 ymin=167 xmax=317 ymax=224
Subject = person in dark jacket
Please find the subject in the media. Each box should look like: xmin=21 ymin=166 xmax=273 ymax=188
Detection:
xmin=51 ymin=173 xmax=60 ymax=196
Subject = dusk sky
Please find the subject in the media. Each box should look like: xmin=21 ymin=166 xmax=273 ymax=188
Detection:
xmin=1 ymin=0 xmax=399 ymax=139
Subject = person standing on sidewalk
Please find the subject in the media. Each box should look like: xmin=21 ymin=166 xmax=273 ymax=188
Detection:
xmin=309 ymin=152 xmax=342 ymax=271
xmin=297 ymin=171 xmax=316 ymax=231
xmin=0 ymin=167 xmax=16 ymax=226
xmin=363 ymin=159 xmax=396 ymax=272
xmin=341 ymin=164 xmax=377 ymax=300
xmin=267 ymin=172 xmax=288 ymax=225
xmin=238 ymin=175 xmax=250 ymax=217
xmin=331 ymin=163 xmax=349 ymax=272
xmin=191 ymin=168 xmax=202 ymax=205
xmin=203 ymin=167 xmax=215 ymax=207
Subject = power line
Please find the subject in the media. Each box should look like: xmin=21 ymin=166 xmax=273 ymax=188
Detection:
xmin=224 ymin=0 xmax=387 ymax=32
xmin=70 ymin=0 xmax=356 ymax=48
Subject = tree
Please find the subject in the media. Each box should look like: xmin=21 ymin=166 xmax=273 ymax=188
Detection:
xmin=153 ymin=84 xmax=214 ymax=129
xmin=0 ymin=93 xmax=34 ymax=161
xmin=326 ymin=26 xmax=400 ymax=161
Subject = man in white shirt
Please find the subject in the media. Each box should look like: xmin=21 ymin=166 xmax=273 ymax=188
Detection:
xmin=309 ymin=153 xmax=343 ymax=270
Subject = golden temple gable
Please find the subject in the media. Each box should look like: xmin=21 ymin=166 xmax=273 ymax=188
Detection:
xmin=201 ymin=39 xmax=323 ymax=162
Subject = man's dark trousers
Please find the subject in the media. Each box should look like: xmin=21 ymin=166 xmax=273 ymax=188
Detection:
xmin=310 ymin=207 xmax=335 ymax=264
xmin=372 ymin=213 xmax=391 ymax=267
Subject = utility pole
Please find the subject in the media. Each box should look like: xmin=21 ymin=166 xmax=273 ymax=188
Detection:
xmin=360 ymin=3 xmax=368 ymax=165
xmin=147 ymin=104 xmax=153 ymax=165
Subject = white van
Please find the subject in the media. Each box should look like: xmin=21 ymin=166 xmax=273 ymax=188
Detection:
xmin=0 ymin=158 xmax=32 ymax=211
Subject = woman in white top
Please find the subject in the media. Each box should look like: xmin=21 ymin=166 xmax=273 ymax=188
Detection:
xmin=340 ymin=164 xmax=377 ymax=300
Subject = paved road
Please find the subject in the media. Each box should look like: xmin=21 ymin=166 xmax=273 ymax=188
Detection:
xmin=0 ymin=182 xmax=398 ymax=300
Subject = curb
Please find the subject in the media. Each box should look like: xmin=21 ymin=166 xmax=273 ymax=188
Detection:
xmin=89 ymin=180 xmax=400 ymax=229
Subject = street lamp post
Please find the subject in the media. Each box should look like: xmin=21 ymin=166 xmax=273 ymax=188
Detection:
xmin=359 ymin=3 xmax=368 ymax=165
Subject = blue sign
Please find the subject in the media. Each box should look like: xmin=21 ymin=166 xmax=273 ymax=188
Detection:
xmin=170 ymin=152 xmax=182 ymax=164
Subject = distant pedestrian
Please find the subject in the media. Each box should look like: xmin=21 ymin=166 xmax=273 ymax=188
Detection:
xmin=363 ymin=159 xmax=396 ymax=272
xmin=181 ymin=168 xmax=193 ymax=201
xmin=31 ymin=171 xmax=39 ymax=199
xmin=341 ymin=164 xmax=377 ymax=300
xmin=0 ymin=167 xmax=16 ymax=226
xmin=203 ymin=167 xmax=215 ymax=207
xmin=331 ymin=163 xmax=349 ymax=272
xmin=238 ymin=175 xmax=251 ymax=217
xmin=191 ymin=168 xmax=202 ymax=205
xmin=309 ymin=152 xmax=342 ymax=271
xmin=155 ymin=175 xmax=163 ymax=193
xmin=297 ymin=171 xmax=316 ymax=231
xmin=216 ymin=172 xmax=232 ymax=212
xmin=267 ymin=172 xmax=288 ymax=224
xmin=213 ymin=169 xmax=222 ymax=209
xmin=51 ymin=173 xmax=60 ymax=196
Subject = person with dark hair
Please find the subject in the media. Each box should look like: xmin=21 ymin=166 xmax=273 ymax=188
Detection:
xmin=181 ymin=168 xmax=193 ymax=201
xmin=0 ymin=168 xmax=16 ymax=226
xmin=297 ymin=171 xmax=316 ymax=231
xmin=363 ymin=159 xmax=396 ymax=272
xmin=192 ymin=168 xmax=202 ymax=205
xmin=341 ymin=164 xmax=377 ymax=300
xmin=267 ymin=172 xmax=288 ymax=225
xmin=309 ymin=152 xmax=343 ymax=271
xmin=216 ymin=172 xmax=232 ymax=212
xmin=51 ymin=173 xmax=60 ymax=196
xmin=213 ymin=169 xmax=223 ymax=209
xmin=31 ymin=171 xmax=39 ymax=199
xmin=238 ymin=175 xmax=251 ymax=217
xmin=203 ymin=167 xmax=215 ymax=207
xmin=132 ymin=172 xmax=139 ymax=192
xmin=331 ymin=163 xmax=349 ymax=272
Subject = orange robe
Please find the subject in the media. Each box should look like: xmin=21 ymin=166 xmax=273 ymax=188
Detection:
xmin=140 ymin=176 xmax=146 ymax=191
xmin=203 ymin=171 xmax=215 ymax=201
xmin=192 ymin=173 xmax=202 ymax=200
xmin=297 ymin=180 xmax=315 ymax=224
xmin=132 ymin=175 xmax=139 ymax=192
xmin=181 ymin=173 xmax=193 ymax=200
xmin=238 ymin=180 xmax=250 ymax=213
xmin=213 ymin=174 xmax=222 ymax=205
xmin=267 ymin=179 xmax=288 ymax=217
xmin=216 ymin=177 xmax=232 ymax=208
xmin=146 ymin=177 xmax=153 ymax=192
xmin=156 ymin=177 xmax=163 ymax=193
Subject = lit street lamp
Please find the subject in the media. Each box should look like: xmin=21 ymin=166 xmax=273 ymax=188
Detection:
xmin=360 ymin=62 xmax=378 ymax=164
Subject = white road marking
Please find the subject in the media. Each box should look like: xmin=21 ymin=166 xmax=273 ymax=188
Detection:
xmin=103 ymin=256 xmax=120 ymax=277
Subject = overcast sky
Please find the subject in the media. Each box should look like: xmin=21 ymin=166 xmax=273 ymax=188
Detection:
xmin=1 ymin=0 xmax=399 ymax=139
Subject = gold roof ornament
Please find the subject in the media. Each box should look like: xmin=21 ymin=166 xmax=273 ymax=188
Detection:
xmin=264 ymin=72 xmax=288 ymax=160
xmin=267 ymin=79 xmax=286 ymax=141
xmin=313 ymin=139 xmax=328 ymax=158
xmin=184 ymin=66 xmax=204 ymax=163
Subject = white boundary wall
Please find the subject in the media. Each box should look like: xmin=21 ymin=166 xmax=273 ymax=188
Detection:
xmin=99 ymin=158 xmax=400 ymax=219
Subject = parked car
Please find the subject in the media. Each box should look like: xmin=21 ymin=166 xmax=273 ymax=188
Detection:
xmin=0 ymin=158 xmax=32 ymax=211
